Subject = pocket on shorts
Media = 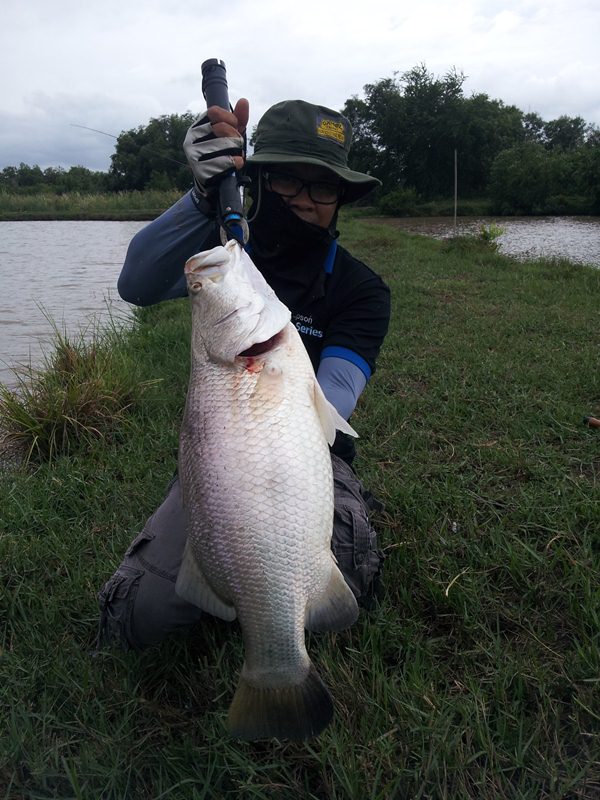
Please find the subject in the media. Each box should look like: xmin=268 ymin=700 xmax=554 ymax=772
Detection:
xmin=332 ymin=501 xmax=385 ymax=610
xmin=123 ymin=476 xmax=179 ymax=559
xmin=124 ymin=521 xmax=156 ymax=558
xmin=97 ymin=564 xmax=144 ymax=650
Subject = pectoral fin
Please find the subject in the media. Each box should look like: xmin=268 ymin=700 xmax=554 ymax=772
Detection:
xmin=305 ymin=562 xmax=359 ymax=632
xmin=175 ymin=540 xmax=237 ymax=621
xmin=313 ymin=379 xmax=358 ymax=446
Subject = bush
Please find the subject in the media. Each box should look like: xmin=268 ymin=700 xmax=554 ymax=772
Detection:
xmin=540 ymin=194 xmax=591 ymax=215
xmin=377 ymin=187 xmax=420 ymax=216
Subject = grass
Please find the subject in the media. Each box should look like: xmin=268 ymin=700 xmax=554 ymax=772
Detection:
xmin=0 ymin=319 xmax=160 ymax=464
xmin=0 ymin=190 xmax=182 ymax=220
xmin=344 ymin=196 xmax=494 ymax=219
xmin=2 ymin=191 xmax=495 ymax=223
xmin=1 ymin=219 xmax=599 ymax=798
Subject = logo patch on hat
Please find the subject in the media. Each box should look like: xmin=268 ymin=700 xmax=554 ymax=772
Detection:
xmin=316 ymin=116 xmax=346 ymax=145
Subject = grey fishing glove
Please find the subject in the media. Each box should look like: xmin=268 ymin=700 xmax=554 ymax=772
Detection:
xmin=183 ymin=112 xmax=244 ymax=200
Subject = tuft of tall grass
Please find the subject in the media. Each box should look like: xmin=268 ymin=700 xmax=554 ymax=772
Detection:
xmin=477 ymin=222 xmax=505 ymax=250
xmin=437 ymin=225 xmax=506 ymax=259
xmin=0 ymin=318 xmax=159 ymax=464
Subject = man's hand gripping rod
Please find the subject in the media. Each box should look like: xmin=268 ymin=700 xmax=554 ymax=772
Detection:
xmin=201 ymin=58 xmax=249 ymax=247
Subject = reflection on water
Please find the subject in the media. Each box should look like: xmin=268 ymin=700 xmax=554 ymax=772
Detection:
xmin=0 ymin=221 xmax=147 ymax=386
xmin=372 ymin=215 xmax=600 ymax=267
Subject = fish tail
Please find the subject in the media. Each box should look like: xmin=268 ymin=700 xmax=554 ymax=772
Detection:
xmin=227 ymin=663 xmax=333 ymax=741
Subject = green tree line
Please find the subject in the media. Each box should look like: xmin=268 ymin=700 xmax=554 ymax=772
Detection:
xmin=2 ymin=66 xmax=599 ymax=214
xmin=343 ymin=65 xmax=600 ymax=214
xmin=0 ymin=113 xmax=193 ymax=196
xmin=0 ymin=163 xmax=110 ymax=194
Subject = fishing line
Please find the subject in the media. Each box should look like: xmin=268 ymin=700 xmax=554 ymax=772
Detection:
xmin=70 ymin=123 xmax=189 ymax=168
xmin=72 ymin=122 xmax=252 ymax=208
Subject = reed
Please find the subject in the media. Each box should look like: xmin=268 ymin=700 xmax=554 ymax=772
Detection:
xmin=0 ymin=189 xmax=182 ymax=219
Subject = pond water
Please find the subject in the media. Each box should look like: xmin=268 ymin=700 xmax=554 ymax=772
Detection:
xmin=0 ymin=221 xmax=146 ymax=387
xmin=1 ymin=216 xmax=599 ymax=387
xmin=371 ymin=215 xmax=600 ymax=267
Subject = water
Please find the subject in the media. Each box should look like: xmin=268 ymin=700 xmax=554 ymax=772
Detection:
xmin=373 ymin=215 xmax=600 ymax=267
xmin=0 ymin=221 xmax=147 ymax=386
xmin=1 ymin=216 xmax=599 ymax=387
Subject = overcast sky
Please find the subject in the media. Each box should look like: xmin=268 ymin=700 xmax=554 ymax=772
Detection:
xmin=1 ymin=0 xmax=598 ymax=172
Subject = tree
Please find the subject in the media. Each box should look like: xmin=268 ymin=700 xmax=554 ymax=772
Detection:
xmin=0 ymin=166 xmax=19 ymax=192
xmin=109 ymin=113 xmax=194 ymax=191
xmin=454 ymin=93 xmax=524 ymax=194
xmin=490 ymin=133 xmax=600 ymax=215
xmin=0 ymin=163 xmax=106 ymax=194
xmin=489 ymin=143 xmax=551 ymax=214
xmin=584 ymin=123 xmax=600 ymax=147
xmin=522 ymin=112 xmax=547 ymax=145
xmin=392 ymin=65 xmax=466 ymax=198
xmin=574 ymin=140 xmax=600 ymax=212
xmin=342 ymin=64 xmax=524 ymax=200
xmin=342 ymin=78 xmax=406 ymax=191
xmin=65 ymin=165 xmax=108 ymax=192
xmin=544 ymin=115 xmax=587 ymax=151
xmin=16 ymin=163 xmax=44 ymax=188
xmin=342 ymin=66 xmax=466 ymax=197
xmin=342 ymin=96 xmax=385 ymax=186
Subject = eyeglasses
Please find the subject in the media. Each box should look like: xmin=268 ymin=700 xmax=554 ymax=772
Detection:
xmin=264 ymin=171 xmax=343 ymax=205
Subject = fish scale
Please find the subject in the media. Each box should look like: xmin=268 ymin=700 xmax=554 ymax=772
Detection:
xmin=175 ymin=241 xmax=359 ymax=740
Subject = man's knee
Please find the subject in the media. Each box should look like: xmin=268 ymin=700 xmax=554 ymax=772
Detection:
xmin=97 ymin=477 xmax=202 ymax=650
xmin=331 ymin=454 xmax=385 ymax=610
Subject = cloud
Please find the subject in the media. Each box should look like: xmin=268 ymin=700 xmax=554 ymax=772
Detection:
xmin=0 ymin=89 xmax=167 ymax=170
xmin=1 ymin=0 xmax=599 ymax=170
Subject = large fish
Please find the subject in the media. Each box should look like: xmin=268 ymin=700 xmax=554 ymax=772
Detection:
xmin=176 ymin=240 xmax=359 ymax=741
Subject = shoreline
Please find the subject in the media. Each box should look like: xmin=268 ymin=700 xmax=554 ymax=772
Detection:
xmin=3 ymin=210 xmax=599 ymax=222
xmin=0 ymin=210 xmax=160 ymax=221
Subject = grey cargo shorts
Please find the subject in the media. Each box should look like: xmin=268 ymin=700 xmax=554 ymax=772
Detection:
xmin=98 ymin=454 xmax=384 ymax=650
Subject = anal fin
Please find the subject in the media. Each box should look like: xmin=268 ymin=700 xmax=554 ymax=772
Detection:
xmin=175 ymin=540 xmax=237 ymax=621
xmin=305 ymin=562 xmax=359 ymax=632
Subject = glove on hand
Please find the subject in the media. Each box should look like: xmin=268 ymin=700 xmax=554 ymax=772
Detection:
xmin=183 ymin=113 xmax=244 ymax=197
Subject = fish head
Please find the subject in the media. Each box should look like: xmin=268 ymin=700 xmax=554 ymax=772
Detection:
xmin=185 ymin=241 xmax=291 ymax=364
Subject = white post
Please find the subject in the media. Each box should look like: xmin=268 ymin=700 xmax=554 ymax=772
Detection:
xmin=454 ymin=148 xmax=458 ymax=233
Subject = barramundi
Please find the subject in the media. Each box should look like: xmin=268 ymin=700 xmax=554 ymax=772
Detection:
xmin=176 ymin=240 xmax=359 ymax=741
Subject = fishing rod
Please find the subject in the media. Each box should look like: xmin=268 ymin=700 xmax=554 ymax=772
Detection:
xmin=73 ymin=60 xmax=249 ymax=246
xmin=201 ymin=58 xmax=249 ymax=246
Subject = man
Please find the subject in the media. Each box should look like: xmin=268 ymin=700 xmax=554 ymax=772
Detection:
xmin=98 ymin=98 xmax=391 ymax=650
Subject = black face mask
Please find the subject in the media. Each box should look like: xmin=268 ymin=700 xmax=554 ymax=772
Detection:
xmin=246 ymin=182 xmax=339 ymax=304
xmin=247 ymin=182 xmax=338 ymax=260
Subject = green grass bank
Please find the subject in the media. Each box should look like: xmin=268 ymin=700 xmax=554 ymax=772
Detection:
xmin=1 ymin=190 xmax=594 ymax=221
xmin=1 ymin=220 xmax=599 ymax=798
xmin=0 ymin=191 xmax=526 ymax=221
xmin=0 ymin=190 xmax=182 ymax=220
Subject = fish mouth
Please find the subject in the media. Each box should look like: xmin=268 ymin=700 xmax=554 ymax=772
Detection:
xmin=237 ymin=329 xmax=286 ymax=358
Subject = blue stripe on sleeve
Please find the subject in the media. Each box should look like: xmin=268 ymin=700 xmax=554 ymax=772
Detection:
xmin=320 ymin=346 xmax=372 ymax=379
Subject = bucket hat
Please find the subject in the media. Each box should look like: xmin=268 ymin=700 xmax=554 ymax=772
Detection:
xmin=246 ymin=100 xmax=380 ymax=204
